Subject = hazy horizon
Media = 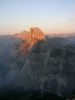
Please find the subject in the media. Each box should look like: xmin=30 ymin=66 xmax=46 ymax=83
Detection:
xmin=0 ymin=0 xmax=75 ymax=35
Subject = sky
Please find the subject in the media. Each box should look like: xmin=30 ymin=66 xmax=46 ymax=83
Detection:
xmin=0 ymin=0 xmax=75 ymax=35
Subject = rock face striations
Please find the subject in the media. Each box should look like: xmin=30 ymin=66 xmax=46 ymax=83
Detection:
xmin=18 ymin=40 xmax=75 ymax=97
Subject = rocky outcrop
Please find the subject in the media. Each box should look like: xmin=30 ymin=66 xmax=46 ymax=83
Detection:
xmin=15 ymin=27 xmax=45 ymax=54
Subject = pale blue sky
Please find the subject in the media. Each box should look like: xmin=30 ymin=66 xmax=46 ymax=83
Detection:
xmin=0 ymin=0 xmax=75 ymax=34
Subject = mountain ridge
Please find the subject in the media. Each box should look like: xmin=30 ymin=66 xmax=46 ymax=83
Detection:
xmin=0 ymin=27 xmax=75 ymax=98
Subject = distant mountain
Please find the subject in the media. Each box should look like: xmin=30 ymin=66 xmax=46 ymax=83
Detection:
xmin=46 ymin=34 xmax=75 ymax=45
xmin=47 ymin=33 xmax=75 ymax=38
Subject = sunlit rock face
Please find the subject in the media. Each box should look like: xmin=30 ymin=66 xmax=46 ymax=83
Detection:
xmin=15 ymin=27 xmax=44 ymax=41
xmin=15 ymin=27 xmax=45 ymax=54
xmin=9 ymin=27 xmax=45 ymax=71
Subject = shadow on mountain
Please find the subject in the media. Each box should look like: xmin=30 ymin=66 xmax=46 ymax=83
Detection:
xmin=0 ymin=33 xmax=75 ymax=99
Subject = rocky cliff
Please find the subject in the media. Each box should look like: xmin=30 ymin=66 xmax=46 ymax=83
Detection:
xmin=15 ymin=27 xmax=44 ymax=54
xmin=0 ymin=28 xmax=75 ymax=98
xmin=15 ymin=40 xmax=75 ymax=97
